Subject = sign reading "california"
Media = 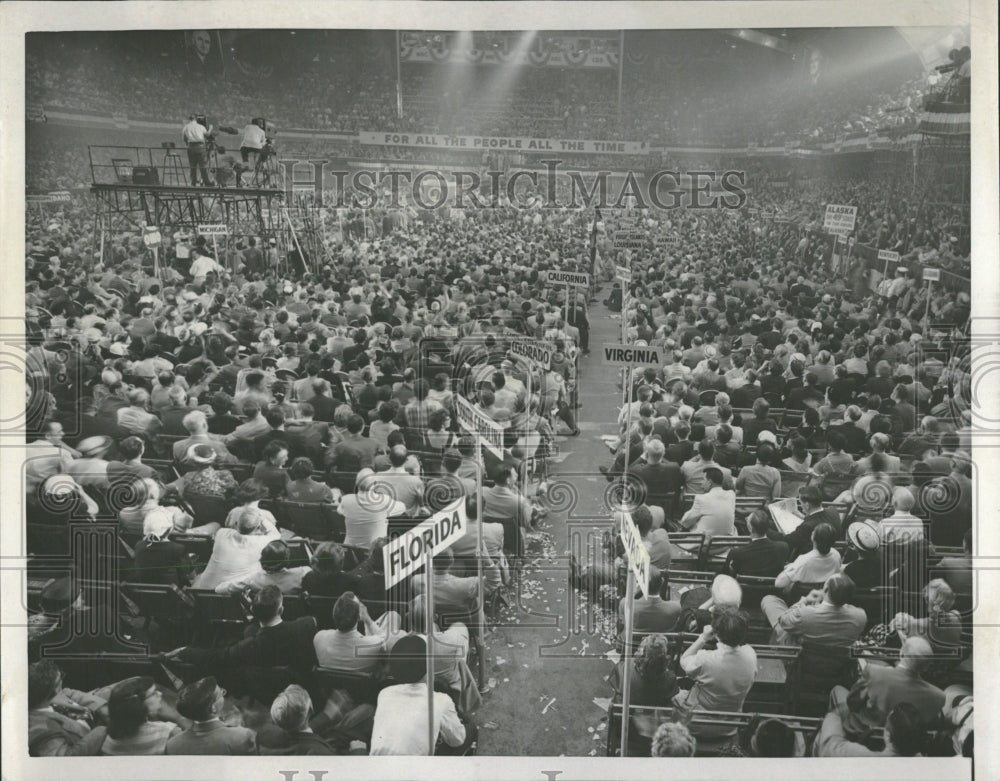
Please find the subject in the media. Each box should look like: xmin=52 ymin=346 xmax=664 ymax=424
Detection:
xmin=546 ymin=270 xmax=590 ymax=287
xmin=603 ymin=344 xmax=662 ymax=365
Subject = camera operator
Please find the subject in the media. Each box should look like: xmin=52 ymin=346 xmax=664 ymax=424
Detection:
xmin=182 ymin=114 xmax=214 ymax=187
xmin=238 ymin=118 xmax=267 ymax=187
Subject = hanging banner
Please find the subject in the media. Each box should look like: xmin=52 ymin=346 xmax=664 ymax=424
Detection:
xmin=399 ymin=32 xmax=619 ymax=69
xmin=358 ymin=131 xmax=647 ymax=155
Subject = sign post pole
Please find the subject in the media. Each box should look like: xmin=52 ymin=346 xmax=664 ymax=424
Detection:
xmin=425 ymin=552 xmax=436 ymax=756
xmin=621 ymin=366 xmax=633 ymax=481
xmin=564 ymin=282 xmax=570 ymax=324
xmin=615 ymin=506 xmax=649 ymax=756
xmin=921 ymin=267 xmax=940 ymax=329
xmin=619 ymin=567 xmax=635 ymax=754
xmin=98 ymin=220 xmax=105 ymax=266
xmin=152 ymin=245 xmax=159 ymax=280
xmin=923 ymin=279 xmax=933 ymax=329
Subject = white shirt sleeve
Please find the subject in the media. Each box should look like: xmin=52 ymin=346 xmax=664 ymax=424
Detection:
xmin=436 ymin=693 xmax=466 ymax=747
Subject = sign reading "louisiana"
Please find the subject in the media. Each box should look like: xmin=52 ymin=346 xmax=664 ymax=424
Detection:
xmin=546 ymin=270 xmax=590 ymax=287
xmin=602 ymin=343 xmax=662 ymax=365
xmin=383 ymin=497 xmax=467 ymax=588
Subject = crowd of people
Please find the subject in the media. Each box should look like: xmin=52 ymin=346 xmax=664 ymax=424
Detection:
xmin=27 ymin=30 xmax=946 ymax=147
xmin=22 ymin=28 xmax=973 ymax=761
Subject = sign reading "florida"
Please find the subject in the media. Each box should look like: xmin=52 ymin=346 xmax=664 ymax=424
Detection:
xmin=383 ymin=497 xmax=466 ymax=588
xmin=602 ymin=343 xmax=662 ymax=365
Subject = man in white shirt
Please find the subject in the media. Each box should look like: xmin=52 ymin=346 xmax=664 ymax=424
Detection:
xmin=775 ymin=522 xmax=841 ymax=591
xmin=181 ymin=115 xmax=212 ymax=186
xmin=313 ymin=592 xmax=398 ymax=673
xmin=369 ymin=634 xmax=471 ymax=755
xmin=189 ymin=246 xmax=223 ymax=285
xmin=238 ymin=119 xmax=267 ymax=185
xmin=680 ymin=468 xmax=736 ymax=536
xmin=879 ymin=486 xmax=926 ymax=545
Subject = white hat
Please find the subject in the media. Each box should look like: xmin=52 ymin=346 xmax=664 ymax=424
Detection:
xmin=190 ymin=322 xmax=208 ymax=337
xmin=757 ymin=430 xmax=778 ymax=445
xmin=143 ymin=507 xmax=175 ymax=539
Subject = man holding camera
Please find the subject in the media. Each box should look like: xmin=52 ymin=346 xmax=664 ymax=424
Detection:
xmin=182 ymin=114 xmax=213 ymax=187
xmin=238 ymin=118 xmax=267 ymax=187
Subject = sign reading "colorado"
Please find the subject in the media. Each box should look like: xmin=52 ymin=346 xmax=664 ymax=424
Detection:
xmin=509 ymin=339 xmax=553 ymax=370
xmin=603 ymin=343 xmax=662 ymax=365
xmin=383 ymin=497 xmax=466 ymax=588
xmin=546 ymin=270 xmax=590 ymax=287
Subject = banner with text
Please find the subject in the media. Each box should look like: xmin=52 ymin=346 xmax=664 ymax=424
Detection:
xmin=358 ymin=131 xmax=647 ymax=155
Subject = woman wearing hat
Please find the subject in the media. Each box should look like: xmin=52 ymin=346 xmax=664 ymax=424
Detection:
xmin=119 ymin=477 xmax=196 ymax=543
xmin=224 ymin=478 xmax=281 ymax=532
xmin=132 ymin=506 xmax=193 ymax=587
xmin=840 ymin=520 xmax=883 ymax=590
xmin=181 ymin=444 xmax=238 ymax=500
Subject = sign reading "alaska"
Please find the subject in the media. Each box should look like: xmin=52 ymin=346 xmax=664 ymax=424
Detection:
xmin=602 ymin=343 xmax=662 ymax=365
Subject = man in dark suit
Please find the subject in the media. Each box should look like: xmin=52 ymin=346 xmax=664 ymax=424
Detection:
xmin=309 ymin=379 xmax=341 ymax=422
xmin=767 ymin=485 xmax=842 ymax=559
xmin=253 ymin=407 xmax=292 ymax=461
xmin=629 ymin=439 xmax=683 ymax=521
xmin=726 ymin=509 xmax=790 ymax=578
xmin=166 ymin=586 xmax=318 ymax=700
xmin=285 ymin=402 xmax=331 ymax=462
xmin=166 ymin=676 xmax=258 ymax=755
xmin=665 ymin=421 xmax=695 ymax=465
xmin=784 ymin=372 xmax=824 ymax=410
xmin=830 ymin=636 xmax=945 ymax=740
xmin=617 ymin=569 xmax=681 ymax=635
xmin=257 ymin=684 xmax=354 ymax=755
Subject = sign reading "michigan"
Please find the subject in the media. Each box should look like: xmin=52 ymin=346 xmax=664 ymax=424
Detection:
xmin=602 ymin=343 xmax=661 ymax=365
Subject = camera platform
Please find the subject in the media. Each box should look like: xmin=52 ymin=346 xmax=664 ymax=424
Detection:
xmin=87 ymin=144 xmax=330 ymax=275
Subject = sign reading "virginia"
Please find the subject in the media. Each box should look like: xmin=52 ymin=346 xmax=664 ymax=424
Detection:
xmin=383 ymin=497 xmax=467 ymax=588
xmin=602 ymin=344 xmax=661 ymax=365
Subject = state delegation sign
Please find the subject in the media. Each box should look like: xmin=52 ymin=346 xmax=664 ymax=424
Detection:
xmin=823 ymin=204 xmax=857 ymax=236
xmin=618 ymin=510 xmax=651 ymax=596
xmin=509 ymin=339 xmax=553 ymax=370
xmin=454 ymin=394 xmax=506 ymax=457
xmin=602 ymin=343 xmax=661 ymax=365
xmin=546 ymin=270 xmax=590 ymax=287
xmin=383 ymin=497 xmax=467 ymax=589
